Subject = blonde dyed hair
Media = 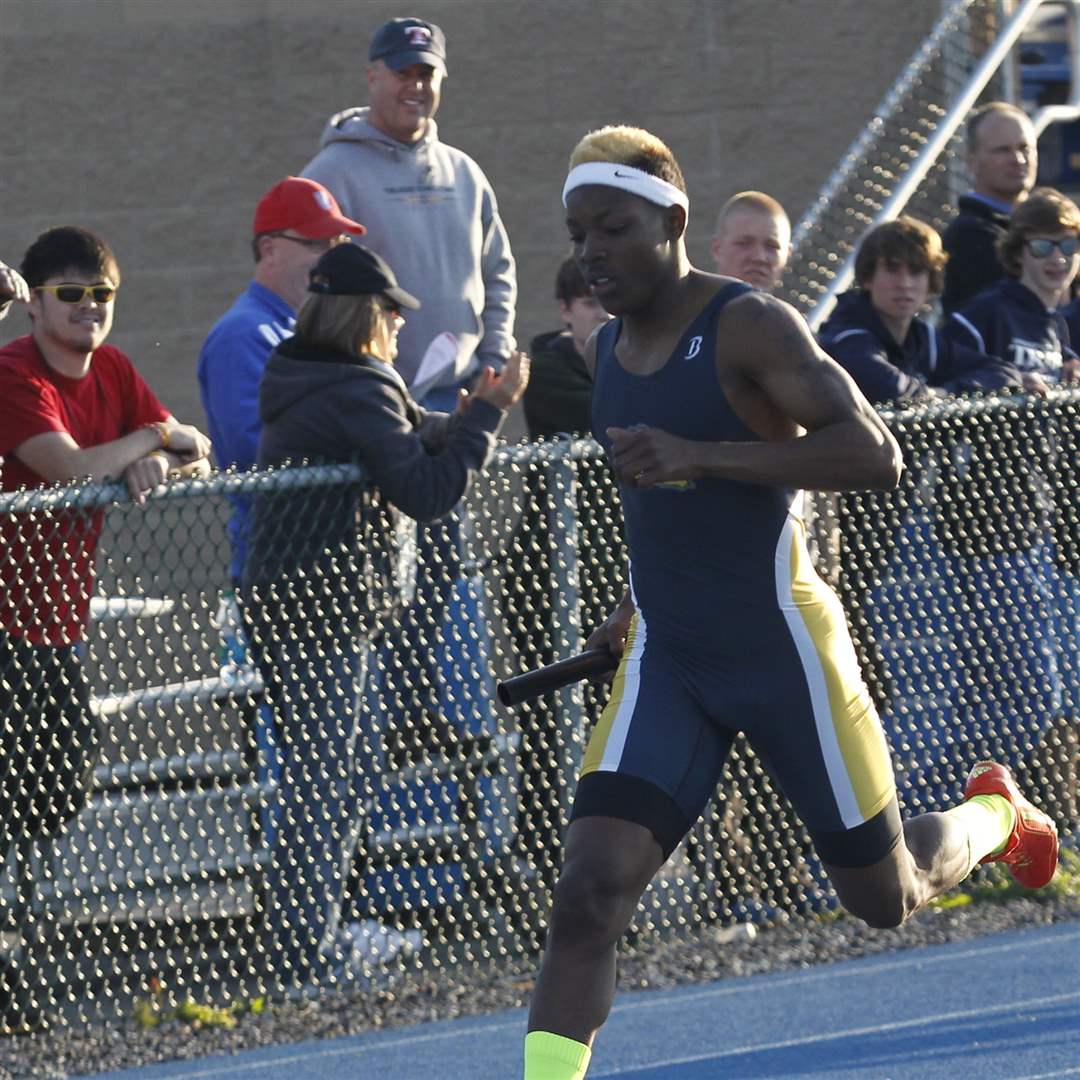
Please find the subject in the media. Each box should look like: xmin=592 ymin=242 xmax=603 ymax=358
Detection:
xmin=294 ymin=291 xmax=383 ymax=358
xmin=568 ymin=125 xmax=687 ymax=194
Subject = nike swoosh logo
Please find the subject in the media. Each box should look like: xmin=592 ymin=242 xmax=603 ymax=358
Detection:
xmin=613 ymin=170 xmax=639 ymax=179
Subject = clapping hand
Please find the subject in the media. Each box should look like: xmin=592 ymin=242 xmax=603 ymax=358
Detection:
xmin=466 ymin=350 xmax=531 ymax=411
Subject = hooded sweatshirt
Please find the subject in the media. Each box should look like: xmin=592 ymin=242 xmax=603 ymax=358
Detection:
xmin=818 ymin=290 xmax=1020 ymax=404
xmin=244 ymin=336 xmax=504 ymax=639
xmin=944 ymin=278 xmax=1076 ymax=383
xmin=941 ymin=194 xmax=1012 ymax=314
xmin=301 ymin=109 xmax=516 ymax=398
xmin=523 ymin=329 xmax=592 ymax=439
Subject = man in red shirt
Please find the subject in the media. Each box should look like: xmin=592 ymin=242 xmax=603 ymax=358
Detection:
xmin=0 ymin=226 xmax=211 ymax=1029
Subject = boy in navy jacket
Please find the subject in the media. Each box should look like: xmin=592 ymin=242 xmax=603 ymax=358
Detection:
xmin=945 ymin=187 xmax=1080 ymax=395
xmin=819 ymin=216 xmax=1019 ymax=405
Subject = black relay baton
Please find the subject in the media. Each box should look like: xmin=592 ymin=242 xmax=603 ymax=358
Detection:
xmin=497 ymin=648 xmax=619 ymax=707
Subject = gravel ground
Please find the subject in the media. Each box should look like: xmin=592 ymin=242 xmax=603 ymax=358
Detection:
xmin=3 ymin=891 xmax=1077 ymax=1080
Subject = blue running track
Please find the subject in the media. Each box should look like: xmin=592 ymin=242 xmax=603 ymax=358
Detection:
xmin=76 ymin=921 xmax=1080 ymax=1079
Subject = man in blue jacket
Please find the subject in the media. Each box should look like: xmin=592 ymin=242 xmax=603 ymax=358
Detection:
xmin=198 ymin=176 xmax=365 ymax=581
xmin=818 ymin=216 xmax=1020 ymax=404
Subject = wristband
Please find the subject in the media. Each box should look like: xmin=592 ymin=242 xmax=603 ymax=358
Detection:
xmin=144 ymin=421 xmax=170 ymax=449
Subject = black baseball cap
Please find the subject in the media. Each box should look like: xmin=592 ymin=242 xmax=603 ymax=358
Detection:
xmin=308 ymin=244 xmax=420 ymax=310
xmin=369 ymin=17 xmax=447 ymax=75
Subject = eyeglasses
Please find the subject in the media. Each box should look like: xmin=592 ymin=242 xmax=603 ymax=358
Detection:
xmin=381 ymin=301 xmax=403 ymax=319
xmin=35 ymin=283 xmax=117 ymax=304
xmin=272 ymin=233 xmax=348 ymax=252
xmin=1026 ymin=236 xmax=1080 ymax=259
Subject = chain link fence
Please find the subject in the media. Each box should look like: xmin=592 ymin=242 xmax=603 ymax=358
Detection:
xmin=1 ymin=0 xmax=1075 ymax=1044
xmin=0 ymin=390 xmax=1078 ymax=1034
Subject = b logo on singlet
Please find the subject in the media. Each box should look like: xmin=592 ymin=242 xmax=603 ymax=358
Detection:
xmin=685 ymin=336 xmax=703 ymax=360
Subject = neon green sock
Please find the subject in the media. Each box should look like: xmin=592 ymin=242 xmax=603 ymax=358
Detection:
xmin=524 ymin=1030 xmax=592 ymax=1079
xmin=949 ymin=793 xmax=1017 ymax=868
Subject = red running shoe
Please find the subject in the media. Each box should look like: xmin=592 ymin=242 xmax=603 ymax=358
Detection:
xmin=964 ymin=762 xmax=1059 ymax=889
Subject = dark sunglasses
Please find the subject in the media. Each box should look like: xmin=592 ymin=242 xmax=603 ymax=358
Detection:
xmin=35 ymin=283 xmax=117 ymax=304
xmin=1026 ymin=236 xmax=1080 ymax=259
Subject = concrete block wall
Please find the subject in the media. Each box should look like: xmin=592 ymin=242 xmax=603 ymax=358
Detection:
xmin=0 ymin=0 xmax=941 ymax=438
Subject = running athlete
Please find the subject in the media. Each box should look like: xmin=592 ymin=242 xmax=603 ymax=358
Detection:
xmin=522 ymin=125 xmax=1061 ymax=1080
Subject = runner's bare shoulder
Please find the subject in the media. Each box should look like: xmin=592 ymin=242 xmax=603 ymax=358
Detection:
xmin=583 ymin=323 xmax=605 ymax=380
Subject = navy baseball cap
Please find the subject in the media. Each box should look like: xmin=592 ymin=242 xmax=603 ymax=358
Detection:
xmin=369 ymin=17 xmax=446 ymax=74
xmin=308 ymin=244 xmax=420 ymax=310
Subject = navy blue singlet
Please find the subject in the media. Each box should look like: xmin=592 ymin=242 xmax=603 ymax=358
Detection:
xmin=592 ymin=282 xmax=795 ymax=645
xmin=576 ymin=282 xmax=900 ymax=866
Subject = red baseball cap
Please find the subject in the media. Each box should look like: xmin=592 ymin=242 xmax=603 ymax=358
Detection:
xmin=252 ymin=177 xmax=366 ymax=239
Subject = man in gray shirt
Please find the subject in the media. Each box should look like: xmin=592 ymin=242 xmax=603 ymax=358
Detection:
xmin=302 ymin=16 xmax=517 ymax=409
xmin=301 ymin=19 xmax=515 ymax=890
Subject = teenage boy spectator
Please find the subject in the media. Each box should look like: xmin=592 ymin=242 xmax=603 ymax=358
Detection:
xmin=301 ymin=16 xmax=517 ymax=409
xmin=512 ymin=259 xmax=614 ymax=891
xmin=197 ymin=176 xmax=366 ymax=581
xmin=524 ymin=257 xmax=611 ymax=439
xmin=710 ymin=191 xmax=791 ymax=292
xmin=941 ymin=102 xmax=1038 ymax=314
xmin=0 ymin=226 xmax=211 ymax=1028
xmin=945 ymin=187 xmax=1080 ymax=395
xmin=818 ymin=216 xmax=1021 ymax=404
xmin=0 ymin=261 xmax=29 ymax=319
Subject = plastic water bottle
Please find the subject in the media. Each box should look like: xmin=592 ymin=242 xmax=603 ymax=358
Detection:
xmin=213 ymin=590 xmax=249 ymax=685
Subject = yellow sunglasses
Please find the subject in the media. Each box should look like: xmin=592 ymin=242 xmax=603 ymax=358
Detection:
xmin=35 ymin=283 xmax=117 ymax=304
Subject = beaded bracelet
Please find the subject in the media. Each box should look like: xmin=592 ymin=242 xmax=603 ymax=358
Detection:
xmin=144 ymin=421 xmax=170 ymax=449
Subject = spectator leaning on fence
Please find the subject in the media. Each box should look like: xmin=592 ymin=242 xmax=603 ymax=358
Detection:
xmin=817 ymin=216 xmax=1021 ymax=405
xmin=941 ymin=101 xmax=1037 ymax=315
xmin=0 ymin=226 xmax=211 ymax=1030
xmin=709 ymin=189 xmax=791 ymax=293
xmin=944 ymin=187 xmax=1080 ymax=396
xmin=241 ymin=243 xmax=528 ymax=990
xmin=197 ymin=176 xmax=366 ymax=583
xmin=301 ymin=16 xmax=516 ymax=409
xmin=524 ymin=256 xmax=611 ymax=440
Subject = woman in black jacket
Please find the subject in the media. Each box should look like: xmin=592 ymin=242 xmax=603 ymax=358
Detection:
xmin=243 ymin=243 xmax=528 ymax=989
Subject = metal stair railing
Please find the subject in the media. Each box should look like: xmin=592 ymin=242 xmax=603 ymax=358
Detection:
xmin=778 ymin=0 xmax=1080 ymax=331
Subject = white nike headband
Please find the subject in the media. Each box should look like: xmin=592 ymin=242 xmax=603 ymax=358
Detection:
xmin=562 ymin=162 xmax=689 ymax=212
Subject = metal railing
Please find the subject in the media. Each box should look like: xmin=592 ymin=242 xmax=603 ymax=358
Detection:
xmin=779 ymin=0 xmax=1080 ymax=330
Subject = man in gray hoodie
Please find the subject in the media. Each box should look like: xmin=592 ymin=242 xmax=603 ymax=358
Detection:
xmin=301 ymin=16 xmax=517 ymax=410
